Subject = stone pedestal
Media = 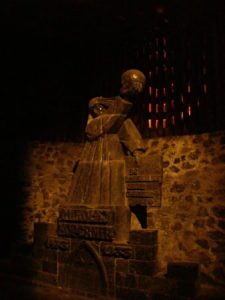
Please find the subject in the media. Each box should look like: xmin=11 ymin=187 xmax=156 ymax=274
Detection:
xmin=31 ymin=205 xmax=158 ymax=299
xmin=28 ymin=151 xmax=163 ymax=299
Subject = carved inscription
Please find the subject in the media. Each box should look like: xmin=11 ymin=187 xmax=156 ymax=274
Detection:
xmin=45 ymin=237 xmax=70 ymax=251
xmin=59 ymin=207 xmax=114 ymax=225
xmin=127 ymin=182 xmax=160 ymax=190
xmin=126 ymin=175 xmax=161 ymax=207
xmin=58 ymin=223 xmax=114 ymax=241
xmin=101 ymin=243 xmax=133 ymax=258
xmin=126 ymin=175 xmax=162 ymax=182
xmin=127 ymin=191 xmax=158 ymax=198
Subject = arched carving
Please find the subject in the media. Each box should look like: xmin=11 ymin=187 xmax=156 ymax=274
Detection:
xmin=59 ymin=240 xmax=108 ymax=297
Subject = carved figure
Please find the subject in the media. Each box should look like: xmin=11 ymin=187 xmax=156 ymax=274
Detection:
xmin=68 ymin=69 xmax=146 ymax=207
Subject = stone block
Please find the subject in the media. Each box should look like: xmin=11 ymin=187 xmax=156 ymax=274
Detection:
xmin=134 ymin=245 xmax=157 ymax=261
xmin=116 ymin=258 xmax=129 ymax=273
xmin=116 ymin=272 xmax=126 ymax=287
xmin=58 ymin=261 xmax=107 ymax=296
xmin=102 ymin=257 xmax=115 ymax=275
xmin=138 ymin=276 xmax=178 ymax=297
xmin=167 ymin=262 xmax=199 ymax=281
xmin=114 ymin=206 xmax=131 ymax=243
xmin=33 ymin=246 xmax=44 ymax=258
xmin=170 ymin=183 xmax=185 ymax=193
xmin=116 ymin=287 xmax=149 ymax=300
xmin=128 ymin=196 xmax=161 ymax=207
xmin=137 ymin=274 xmax=152 ymax=288
xmin=125 ymin=273 xmax=137 ymax=288
xmin=129 ymin=259 xmax=155 ymax=276
xmin=42 ymin=260 xmax=57 ymax=274
xmin=151 ymin=293 xmax=173 ymax=300
xmin=129 ymin=230 xmax=157 ymax=246
xmin=100 ymin=242 xmax=133 ymax=259
xmin=57 ymin=251 xmax=70 ymax=264
xmin=45 ymin=236 xmax=70 ymax=251
xmin=195 ymin=239 xmax=209 ymax=249
xmin=58 ymin=223 xmax=114 ymax=241
xmin=175 ymin=279 xmax=199 ymax=297
xmin=33 ymin=223 xmax=57 ymax=248
xmin=115 ymin=272 xmax=137 ymax=289
xmin=127 ymin=190 xmax=159 ymax=198
xmin=71 ymin=239 xmax=81 ymax=251
xmin=43 ymin=248 xmax=58 ymax=261
xmin=218 ymin=220 xmax=225 ymax=230
xmin=36 ymin=270 xmax=57 ymax=285
xmin=208 ymin=230 xmax=225 ymax=241
xmin=58 ymin=207 xmax=115 ymax=225
xmin=212 ymin=206 xmax=225 ymax=218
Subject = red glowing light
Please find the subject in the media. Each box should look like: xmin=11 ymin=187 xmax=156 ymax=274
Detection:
xmin=187 ymin=105 xmax=192 ymax=116
xmin=155 ymin=88 xmax=159 ymax=98
xmin=187 ymin=83 xmax=191 ymax=93
xmin=181 ymin=111 xmax=184 ymax=120
xmin=163 ymin=102 xmax=167 ymax=112
xmin=149 ymin=86 xmax=153 ymax=96
xmin=171 ymin=82 xmax=175 ymax=93
xmin=163 ymin=119 xmax=167 ymax=128
xmin=156 ymin=104 xmax=159 ymax=113
xmin=148 ymin=103 xmax=152 ymax=113
xmin=148 ymin=119 xmax=152 ymax=128
xmin=155 ymin=119 xmax=159 ymax=128
xmin=163 ymin=50 xmax=167 ymax=59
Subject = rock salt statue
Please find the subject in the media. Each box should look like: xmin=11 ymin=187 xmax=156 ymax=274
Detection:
xmin=68 ymin=69 xmax=146 ymax=207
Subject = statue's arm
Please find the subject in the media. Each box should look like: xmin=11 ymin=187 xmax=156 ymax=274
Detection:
xmin=118 ymin=118 xmax=146 ymax=155
xmin=85 ymin=114 xmax=102 ymax=140
xmin=85 ymin=114 xmax=126 ymax=140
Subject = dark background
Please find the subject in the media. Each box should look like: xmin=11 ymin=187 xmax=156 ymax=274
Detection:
xmin=1 ymin=0 xmax=225 ymax=256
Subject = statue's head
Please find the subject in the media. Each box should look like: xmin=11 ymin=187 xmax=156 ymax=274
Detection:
xmin=120 ymin=69 xmax=146 ymax=98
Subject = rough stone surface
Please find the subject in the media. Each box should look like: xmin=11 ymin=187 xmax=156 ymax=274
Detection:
xmin=147 ymin=131 xmax=225 ymax=288
xmin=22 ymin=131 xmax=225 ymax=289
xmin=22 ymin=142 xmax=83 ymax=242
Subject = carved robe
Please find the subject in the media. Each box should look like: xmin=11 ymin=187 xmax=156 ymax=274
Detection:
xmin=68 ymin=96 xmax=145 ymax=207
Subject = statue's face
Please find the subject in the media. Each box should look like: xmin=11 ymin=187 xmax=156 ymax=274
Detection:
xmin=122 ymin=79 xmax=144 ymax=96
xmin=130 ymin=80 xmax=145 ymax=94
xmin=120 ymin=69 xmax=146 ymax=97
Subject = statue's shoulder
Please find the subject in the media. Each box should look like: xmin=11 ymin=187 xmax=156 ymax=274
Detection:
xmin=88 ymin=96 xmax=102 ymax=108
xmin=88 ymin=96 xmax=116 ymax=109
xmin=88 ymin=96 xmax=132 ymax=114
